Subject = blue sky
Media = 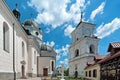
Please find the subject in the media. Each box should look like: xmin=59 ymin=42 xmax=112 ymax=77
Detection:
xmin=6 ymin=0 xmax=120 ymax=67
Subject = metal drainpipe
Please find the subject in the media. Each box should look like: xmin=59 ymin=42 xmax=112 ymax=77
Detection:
xmin=13 ymin=23 xmax=16 ymax=80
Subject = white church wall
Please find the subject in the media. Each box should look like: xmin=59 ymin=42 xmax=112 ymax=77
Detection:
xmin=27 ymin=37 xmax=40 ymax=76
xmin=38 ymin=57 xmax=55 ymax=76
xmin=0 ymin=7 xmax=13 ymax=74
xmin=12 ymin=23 xmax=28 ymax=78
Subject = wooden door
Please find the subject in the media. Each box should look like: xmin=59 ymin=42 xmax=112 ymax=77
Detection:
xmin=43 ymin=68 xmax=48 ymax=76
xmin=21 ymin=65 xmax=25 ymax=77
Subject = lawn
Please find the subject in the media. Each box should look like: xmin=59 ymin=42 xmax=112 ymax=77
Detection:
xmin=42 ymin=78 xmax=82 ymax=80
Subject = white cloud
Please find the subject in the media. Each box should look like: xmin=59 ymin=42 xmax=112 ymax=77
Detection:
xmin=56 ymin=55 xmax=60 ymax=60
xmin=45 ymin=27 xmax=50 ymax=33
xmin=55 ymin=44 xmax=70 ymax=57
xmin=59 ymin=58 xmax=69 ymax=67
xmin=64 ymin=25 xmax=75 ymax=37
xmin=60 ymin=61 xmax=64 ymax=64
xmin=95 ymin=18 xmax=120 ymax=39
xmin=64 ymin=58 xmax=68 ymax=66
xmin=45 ymin=41 xmax=55 ymax=47
xmin=27 ymin=0 xmax=87 ymax=29
xmin=22 ymin=5 xmax=26 ymax=9
xmin=55 ymin=44 xmax=70 ymax=61
xmin=86 ymin=0 xmax=90 ymax=6
xmin=90 ymin=2 xmax=105 ymax=20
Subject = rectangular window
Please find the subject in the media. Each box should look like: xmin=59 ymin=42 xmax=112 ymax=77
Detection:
xmin=89 ymin=70 xmax=91 ymax=77
xmin=93 ymin=69 xmax=97 ymax=77
xmin=86 ymin=71 xmax=87 ymax=77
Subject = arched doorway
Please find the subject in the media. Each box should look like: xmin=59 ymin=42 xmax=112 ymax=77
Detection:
xmin=75 ymin=71 xmax=78 ymax=78
xmin=20 ymin=60 xmax=26 ymax=79
xmin=21 ymin=65 xmax=25 ymax=78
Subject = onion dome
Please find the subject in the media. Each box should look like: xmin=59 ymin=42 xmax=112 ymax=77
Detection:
xmin=22 ymin=19 xmax=43 ymax=41
xmin=22 ymin=19 xmax=40 ymax=29
xmin=22 ymin=19 xmax=42 ymax=34
xmin=13 ymin=4 xmax=20 ymax=20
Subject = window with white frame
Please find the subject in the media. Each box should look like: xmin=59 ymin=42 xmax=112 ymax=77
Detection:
xmin=3 ymin=22 xmax=9 ymax=52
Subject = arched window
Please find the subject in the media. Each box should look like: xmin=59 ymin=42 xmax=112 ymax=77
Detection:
xmin=75 ymin=49 xmax=79 ymax=57
xmin=3 ymin=22 xmax=9 ymax=52
xmin=22 ymin=42 xmax=25 ymax=58
xmin=89 ymin=44 xmax=95 ymax=53
xmin=51 ymin=61 xmax=54 ymax=71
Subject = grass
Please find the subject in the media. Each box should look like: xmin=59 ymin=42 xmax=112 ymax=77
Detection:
xmin=42 ymin=77 xmax=82 ymax=80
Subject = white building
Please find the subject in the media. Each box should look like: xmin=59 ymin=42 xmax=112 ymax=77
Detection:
xmin=0 ymin=0 xmax=56 ymax=80
xmin=69 ymin=21 xmax=100 ymax=78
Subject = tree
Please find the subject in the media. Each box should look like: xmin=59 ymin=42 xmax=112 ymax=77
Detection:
xmin=64 ymin=68 xmax=69 ymax=76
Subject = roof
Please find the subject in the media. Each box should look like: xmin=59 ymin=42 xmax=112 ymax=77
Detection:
xmin=76 ymin=21 xmax=95 ymax=28
xmin=98 ymin=51 xmax=120 ymax=64
xmin=85 ymin=62 xmax=95 ymax=69
xmin=85 ymin=56 xmax=105 ymax=69
xmin=22 ymin=19 xmax=41 ymax=29
xmin=108 ymin=42 xmax=120 ymax=52
xmin=40 ymin=44 xmax=53 ymax=52
xmin=97 ymin=54 xmax=111 ymax=64
xmin=94 ymin=56 xmax=105 ymax=61
xmin=85 ymin=42 xmax=120 ymax=69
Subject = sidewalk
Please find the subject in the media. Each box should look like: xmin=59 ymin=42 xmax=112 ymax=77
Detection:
xmin=17 ymin=77 xmax=41 ymax=80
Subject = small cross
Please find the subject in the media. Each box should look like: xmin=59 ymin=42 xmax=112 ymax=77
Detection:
xmin=81 ymin=12 xmax=83 ymax=22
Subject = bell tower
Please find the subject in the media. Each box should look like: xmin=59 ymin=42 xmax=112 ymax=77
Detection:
xmin=69 ymin=14 xmax=100 ymax=77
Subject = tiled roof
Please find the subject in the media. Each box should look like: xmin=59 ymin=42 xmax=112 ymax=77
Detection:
xmin=85 ymin=42 xmax=120 ymax=69
xmin=87 ymin=62 xmax=95 ymax=66
xmin=108 ymin=42 xmax=120 ymax=52
xmin=85 ymin=51 xmax=120 ymax=69
xmin=97 ymin=54 xmax=111 ymax=64
xmin=111 ymin=42 xmax=120 ymax=48
xmin=85 ymin=62 xmax=95 ymax=69
xmin=94 ymin=56 xmax=105 ymax=60
xmin=85 ymin=56 xmax=105 ymax=69
xmin=98 ymin=51 xmax=120 ymax=64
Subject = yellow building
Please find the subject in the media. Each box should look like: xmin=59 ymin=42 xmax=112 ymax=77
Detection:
xmin=84 ymin=56 xmax=104 ymax=80
xmin=85 ymin=42 xmax=120 ymax=80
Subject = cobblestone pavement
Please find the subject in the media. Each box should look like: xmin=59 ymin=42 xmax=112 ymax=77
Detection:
xmin=17 ymin=77 xmax=41 ymax=80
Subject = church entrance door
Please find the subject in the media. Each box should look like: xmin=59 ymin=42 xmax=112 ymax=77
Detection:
xmin=21 ymin=65 xmax=25 ymax=78
xmin=43 ymin=68 xmax=48 ymax=76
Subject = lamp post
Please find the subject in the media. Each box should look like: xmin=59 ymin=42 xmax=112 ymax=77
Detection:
xmin=13 ymin=23 xmax=16 ymax=80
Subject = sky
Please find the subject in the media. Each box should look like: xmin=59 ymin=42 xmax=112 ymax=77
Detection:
xmin=6 ymin=0 xmax=120 ymax=67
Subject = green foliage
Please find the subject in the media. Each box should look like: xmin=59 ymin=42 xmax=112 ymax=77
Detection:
xmin=64 ymin=68 xmax=69 ymax=76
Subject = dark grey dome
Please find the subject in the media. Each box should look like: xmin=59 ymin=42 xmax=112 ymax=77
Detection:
xmin=41 ymin=44 xmax=52 ymax=52
xmin=22 ymin=19 xmax=41 ymax=29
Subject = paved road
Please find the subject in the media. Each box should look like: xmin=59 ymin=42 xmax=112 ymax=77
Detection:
xmin=17 ymin=77 xmax=41 ymax=80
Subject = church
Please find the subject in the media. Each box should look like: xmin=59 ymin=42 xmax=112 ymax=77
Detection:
xmin=69 ymin=15 xmax=100 ymax=78
xmin=0 ymin=0 xmax=56 ymax=80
